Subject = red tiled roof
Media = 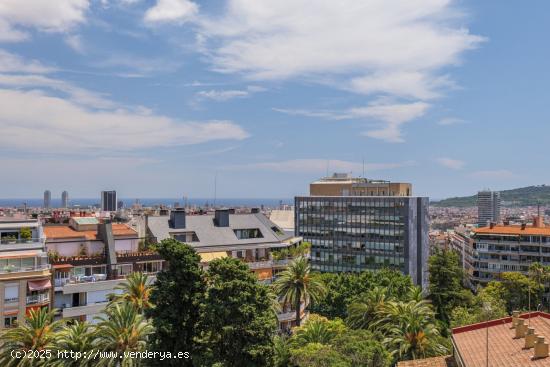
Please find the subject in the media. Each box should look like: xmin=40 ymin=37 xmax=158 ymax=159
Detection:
xmin=397 ymin=356 xmax=455 ymax=367
xmin=44 ymin=224 xmax=137 ymax=240
xmin=475 ymin=225 xmax=550 ymax=236
xmin=452 ymin=312 xmax=550 ymax=367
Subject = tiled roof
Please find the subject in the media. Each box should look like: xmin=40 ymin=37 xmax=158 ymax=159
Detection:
xmin=44 ymin=224 xmax=137 ymax=241
xmin=397 ymin=356 xmax=455 ymax=367
xmin=452 ymin=312 xmax=550 ymax=367
xmin=475 ymin=225 xmax=550 ymax=236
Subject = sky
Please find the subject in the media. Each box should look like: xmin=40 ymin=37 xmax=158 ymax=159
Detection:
xmin=0 ymin=0 xmax=549 ymax=200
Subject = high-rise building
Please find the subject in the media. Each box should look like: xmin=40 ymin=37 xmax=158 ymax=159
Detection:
xmin=477 ymin=190 xmax=501 ymax=227
xmin=295 ymin=174 xmax=429 ymax=288
xmin=101 ymin=190 xmax=117 ymax=212
xmin=61 ymin=191 xmax=69 ymax=208
xmin=43 ymin=190 xmax=51 ymax=209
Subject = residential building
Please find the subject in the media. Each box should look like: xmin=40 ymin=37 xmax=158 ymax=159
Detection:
xmin=44 ymin=218 xmax=163 ymax=323
xmin=472 ymin=215 xmax=550 ymax=284
xmin=44 ymin=190 xmax=51 ymax=209
xmin=310 ymin=172 xmax=412 ymax=197
xmin=0 ymin=219 xmax=50 ymax=329
xmin=61 ymin=191 xmax=69 ymax=208
xmin=295 ymin=174 xmax=429 ymax=288
xmin=146 ymin=208 xmax=306 ymax=330
xmin=269 ymin=209 xmax=295 ymax=235
xmin=477 ymin=190 xmax=501 ymax=227
xmin=101 ymin=190 xmax=117 ymax=212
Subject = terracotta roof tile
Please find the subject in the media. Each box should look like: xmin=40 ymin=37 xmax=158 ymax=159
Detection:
xmin=397 ymin=356 xmax=455 ymax=367
xmin=44 ymin=224 xmax=137 ymax=241
xmin=475 ymin=225 xmax=550 ymax=236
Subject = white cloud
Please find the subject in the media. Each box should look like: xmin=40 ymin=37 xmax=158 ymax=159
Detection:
xmin=144 ymin=0 xmax=198 ymax=24
xmin=0 ymin=87 xmax=248 ymax=153
xmin=94 ymin=54 xmax=180 ymax=76
xmin=0 ymin=50 xmax=54 ymax=73
xmin=438 ymin=117 xmax=467 ymax=125
xmin=65 ymin=34 xmax=85 ymax=53
xmin=196 ymin=85 xmax=265 ymax=101
xmin=224 ymin=159 xmax=414 ymax=174
xmin=0 ymin=0 xmax=88 ymax=41
xmin=436 ymin=157 xmax=465 ymax=170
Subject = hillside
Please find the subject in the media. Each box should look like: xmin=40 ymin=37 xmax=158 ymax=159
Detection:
xmin=432 ymin=185 xmax=550 ymax=207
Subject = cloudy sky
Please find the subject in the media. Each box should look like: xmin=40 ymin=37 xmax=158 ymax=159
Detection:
xmin=0 ymin=0 xmax=548 ymax=200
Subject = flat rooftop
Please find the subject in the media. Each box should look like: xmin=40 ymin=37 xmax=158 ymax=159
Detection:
xmin=452 ymin=312 xmax=550 ymax=367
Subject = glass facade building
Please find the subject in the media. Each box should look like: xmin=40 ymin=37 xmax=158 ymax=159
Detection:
xmin=295 ymin=196 xmax=429 ymax=287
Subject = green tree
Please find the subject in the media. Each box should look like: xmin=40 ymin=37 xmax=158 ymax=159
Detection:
xmin=291 ymin=315 xmax=346 ymax=345
xmin=111 ymin=272 xmax=152 ymax=313
xmin=0 ymin=307 xmax=63 ymax=367
xmin=146 ymin=239 xmax=205 ymax=366
xmin=346 ymin=287 xmax=392 ymax=330
xmin=273 ymin=336 xmax=291 ymax=367
xmin=529 ymin=262 xmax=550 ymax=309
xmin=428 ymin=248 xmax=472 ymax=323
xmin=95 ymin=303 xmax=153 ymax=367
xmin=50 ymin=321 xmax=95 ymax=367
xmin=273 ymin=256 xmax=326 ymax=327
xmin=290 ymin=343 xmax=350 ymax=367
xmin=331 ymin=329 xmax=392 ymax=367
xmin=198 ymin=257 xmax=277 ymax=367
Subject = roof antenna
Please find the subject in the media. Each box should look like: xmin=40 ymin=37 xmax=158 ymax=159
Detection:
xmin=362 ymin=157 xmax=365 ymax=178
xmin=214 ymin=172 xmax=217 ymax=207
xmin=326 ymin=160 xmax=330 ymax=178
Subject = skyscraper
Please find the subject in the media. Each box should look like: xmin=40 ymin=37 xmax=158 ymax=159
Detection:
xmin=477 ymin=190 xmax=501 ymax=227
xmin=43 ymin=190 xmax=51 ymax=209
xmin=295 ymin=174 xmax=429 ymax=288
xmin=61 ymin=191 xmax=69 ymax=208
xmin=101 ymin=191 xmax=117 ymax=211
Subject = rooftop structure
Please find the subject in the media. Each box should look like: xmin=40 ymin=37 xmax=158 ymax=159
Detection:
xmin=452 ymin=312 xmax=550 ymax=366
xmin=268 ymin=209 xmax=295 ymax=234
xmin=397 ymin=356 xmax=455 ymax=367
xmin=310 ymin=172 xmax=412 ymax=197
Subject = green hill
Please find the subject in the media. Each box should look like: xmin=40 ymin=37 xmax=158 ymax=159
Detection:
xmin=432 ymin=185 xmax=550 ymax=207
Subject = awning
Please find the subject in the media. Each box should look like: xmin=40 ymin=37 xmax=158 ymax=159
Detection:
xmin=53 ymin=264 xmax=74 ymax=269
xmin=0 ymin=250 xmax=40 ymax=259
xmin=3 ymin=309 xmax=18 ymax=316
xmin=199 ymin=251 xmax=228 ymax=262
xmin=27 ymin=279 xmax=51 ymax=291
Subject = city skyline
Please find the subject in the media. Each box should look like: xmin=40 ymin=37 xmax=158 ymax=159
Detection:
xmin=1 ymin=1 xmax=549 ymax=199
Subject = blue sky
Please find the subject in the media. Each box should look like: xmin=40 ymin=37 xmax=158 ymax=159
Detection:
xmin=0 ymin=0 xmax=548 ymax=200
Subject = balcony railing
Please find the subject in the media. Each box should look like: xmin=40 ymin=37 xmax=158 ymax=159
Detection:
xmin=246 ymin=260 xmax=273 ymax=269
xmin=1 ymin=238 xmax=44 ymax=245
xmin=26 ymin=293 xmax=50 ymax=305
xmin=0 ymin=264 xmax=50 ymax=275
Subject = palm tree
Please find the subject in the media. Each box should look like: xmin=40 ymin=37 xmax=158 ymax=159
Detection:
xmin=50 ymin=321 xmax=95 ymax=367
xmin=347 ymin=286 xmax=392 ymax=330
xmin=529 ymin=262 xmax=549 ymax=309
xmin=273 ymin=256 xmax=326 ymax=327
xmin=94 ymin=302 xmax=154 ymax=366
xmin=110 ymin=272 xmax=152 ymax=313
xmin=292 ymin=314 xmax=345 ymax=344
xmin=0 ymin=307 xmax=63 ymax=367
xmin=379 ymin=300 xmax=447 ymax=360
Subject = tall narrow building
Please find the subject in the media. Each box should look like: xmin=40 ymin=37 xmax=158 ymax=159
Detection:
xmin=477 ymin=190 xmax=501 ymax=227
xmin=295 ymin=173 xmax=429 ymax=288
xmin=43 ymin=190 xmax=51 ymax=209
xmin=61 ymin=191 xmax=69 ymax=208
xmin=101 ymin=190 xmax=117 ymax=212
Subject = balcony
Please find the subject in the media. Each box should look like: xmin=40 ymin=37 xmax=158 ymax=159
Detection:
xmin=246 ymin=260 xmax=273 ymax=270
xmin=0 ymin=264 xmax=50 ymax=275
xmin=26 ymin=293 xmax=50 ymax=305
xmin=0 ymin=238 xmax=45 ymax=250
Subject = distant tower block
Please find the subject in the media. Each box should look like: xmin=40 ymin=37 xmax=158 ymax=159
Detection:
xmin=43 ymin=190 xmax=51 ymax=209
xmin=61 ymin=191 xmax=69 ymax=208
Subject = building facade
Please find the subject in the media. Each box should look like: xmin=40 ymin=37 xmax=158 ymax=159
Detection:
xmin=477 ymin=190 xmax=501 ymax=227
xmin=101 ymin=191 xmax=117 ymax=212
xmin=295 ymin=195 xmax=429 ymax=288
xmin=43 ymin=190 xmax=51 ymax=209
xmin=310 ymin=173 xmax=412 ymax=197
xmin=61 ymin=191 xmax=69 ymax=208
xmin=0 ymin=219 xmax=50 ymax=329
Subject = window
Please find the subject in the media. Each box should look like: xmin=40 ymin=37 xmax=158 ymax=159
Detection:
xmin=4 ymin=316 xmax=17 ymax=328
xmin=234 ymin=228 xmax=264 ymax=240
xmin=4 ymin=284 xmax=19 ymax=303
xmin=173 ymin=232 xmax=199 ymax=242
xmin=136 ymin=261 xmax=163 ymax=274
xmin=116 ymin=263 xmax=133 ymax=276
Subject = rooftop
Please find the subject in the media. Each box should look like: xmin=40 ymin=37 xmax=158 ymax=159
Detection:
xmin=452 ymin=312 xmax=550 ymax=367
xmin=44 ymin=224 xmax=137 ymax=241
xmin=397 ymin=356 xmax=455 ymax=367
xmin=475 ymin=225 xmax=550 ymax=236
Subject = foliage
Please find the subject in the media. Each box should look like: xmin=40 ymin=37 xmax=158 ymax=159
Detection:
xmin=485 ymin=272 xmax=542 ymax=312
xmin=111 ymin=272 xmax=152 ymax=313
xmin=198 ymin=257 xmax=277 ymax=367
xmin=271 ymin=242 xmax=311 ymax=260
xmin=273 ymin=256 xmax=326 ymax=326
xmin=290 ymin=343 xmax=351 ymax=367
xmin=428 ymin=248 xmax=472 ymax=324
xmin=292 ymin=315 xmax=346 ymax=345
xmin=450 ymin=288 xmax=507 ymax=328
xmin=20 ymin=227 xmax=32 ymax=240
xmin=310 ymin=268 xmax=415 ymax=319
xmin=49 ymin=321 xmax=95 ymax=367
xmin=331 ymin=329 xmax=392 ymax=367
xmin=145 ymin=239 xmax=205 ymax=367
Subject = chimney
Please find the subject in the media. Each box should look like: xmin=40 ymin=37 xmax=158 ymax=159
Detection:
xmin=525 ymin=328 xmax=537 ymax=349
xmin=512 ymin=311 xmax=521 ymax=329
xmin=515 ymin=319 xmax=527 ymax=338
xmin=251 ymin=207 xmax=260 ymax=214
xmin=214 ymin=209 xmax=230 ymax=227
xmin=169 ymin=208 xmax=186 ymax=229
xmin=228 ymin=208 xmax=236 ymax=214
xmin=522 ymin=223 xmax=527 ymax=230
xmin=490 ymin=222 xmax=495 ymax=229
xmin=534 ymin=336 xmax=549 ymax=359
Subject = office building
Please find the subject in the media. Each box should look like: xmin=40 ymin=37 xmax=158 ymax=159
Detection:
xmin=61 ymin=191 xmax=69 ymax=208
xmin=310 ymin=173 xmax=412 ymax=197
xmin=295 ymin=174 xmax=429 ymax=288
xmin=45 ymin=218 xmax=163 ymax=322
xmin=101 ymin=190 xmax=117 ymax=212
xmin=477 ymin=190 xmax=501 ymax=227
xmin=0 ymin=219 xmax=50 ymax=329
xmin=472 ymin=214 xmax=549 ymax=284
xmin=43 ymin=190 xmax=51 ymax=209
xmin=147 ymin=208 xmax=306 ymax=330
